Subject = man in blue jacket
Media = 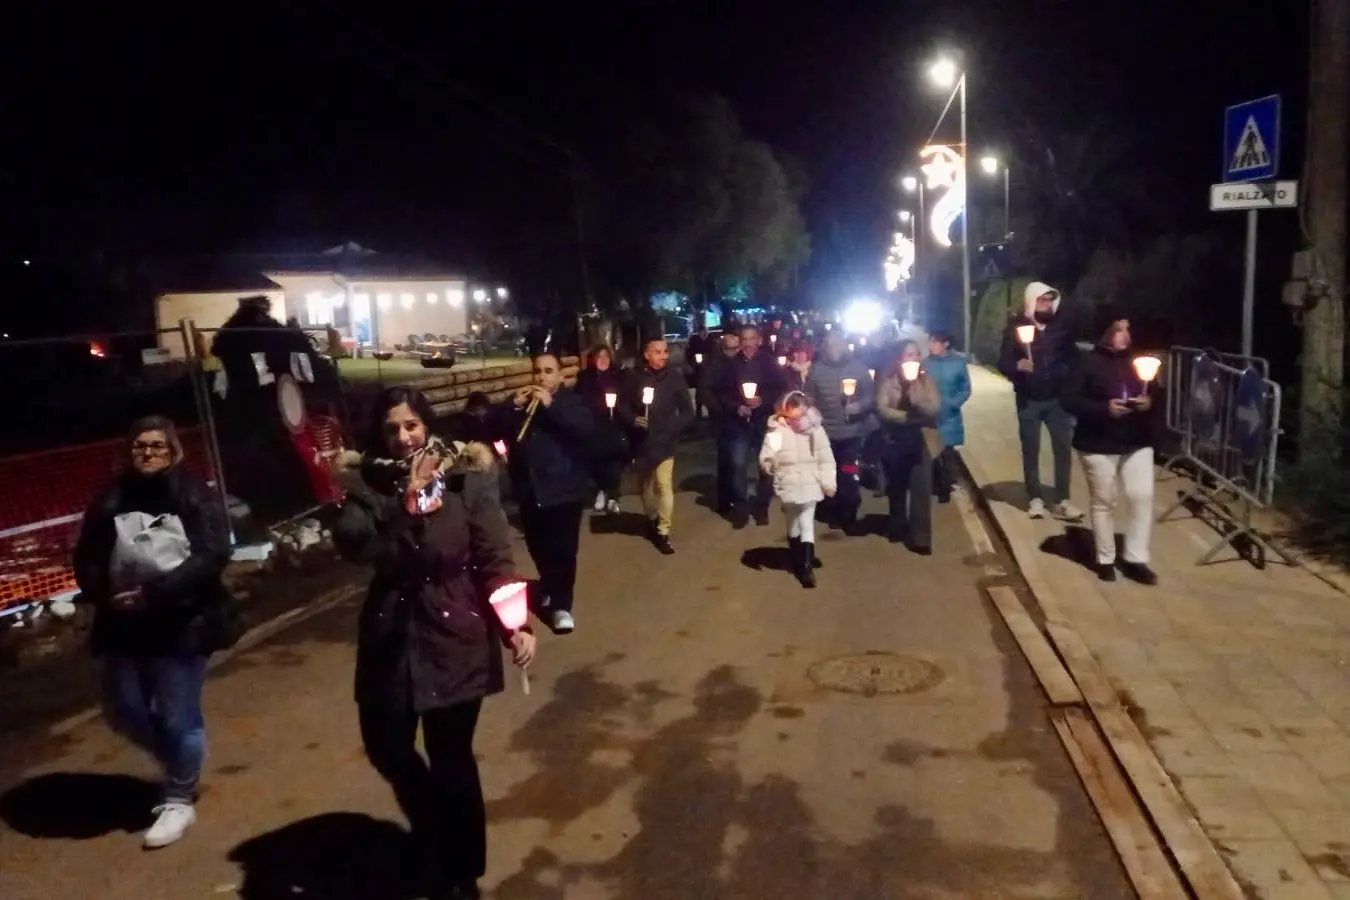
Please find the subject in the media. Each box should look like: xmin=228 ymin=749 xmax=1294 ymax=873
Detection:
xmin=997 ymin=282 xmax=1084 ymax=521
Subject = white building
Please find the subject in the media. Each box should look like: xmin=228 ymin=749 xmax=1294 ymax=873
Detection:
xmin=153 ymin=242 xmax=490 ymax=358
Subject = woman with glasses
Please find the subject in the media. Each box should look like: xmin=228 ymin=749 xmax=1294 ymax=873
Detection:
xmin=73 ymin=416 xmax=236 ymax=849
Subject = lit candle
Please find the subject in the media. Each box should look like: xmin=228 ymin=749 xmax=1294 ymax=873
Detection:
xmin=1016 ymin=324 xmax=1037 ymax=345
xmin=694 ymin=353 xmax=703 ymax=364
xmin=487 ymin=582 xmax=531 ymax=694
xmin=604 ymin=392 xmax=617 ymax=410
xmin=741 ymin=382 xmax=758 ymax=400
xmin=777 ymin=355 xmax=787 ymax=367
xmin=1132 ymin=355 xmax=1162 ymax=383
xmin=868 ymin=368 xmax=876 ymax=380
xmin=841 ymin=378 xmax=858 ymax=397
xmin=642 ymin=386 xmax=655 ymax=405
xmin=901 ymin=360 xmax=921 ymax=381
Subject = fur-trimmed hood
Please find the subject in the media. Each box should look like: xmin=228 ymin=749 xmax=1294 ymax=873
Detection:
xmin=335 ymin=438 xmax=496 ymax=499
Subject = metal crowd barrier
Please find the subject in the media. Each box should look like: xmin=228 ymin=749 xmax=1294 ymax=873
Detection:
xmin=1156 ymin=346 xmax=1292 ymax=568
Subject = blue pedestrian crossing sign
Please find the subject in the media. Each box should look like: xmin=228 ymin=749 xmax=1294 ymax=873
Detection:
xmin=1223 ymin=95 xmax=1280 ymax=183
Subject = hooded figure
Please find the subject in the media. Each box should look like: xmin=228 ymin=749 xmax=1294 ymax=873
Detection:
xmin=995 ymin=281 xmax=1084 ymax=522
xmin=760 ymin=390 xmax=837 ymax=588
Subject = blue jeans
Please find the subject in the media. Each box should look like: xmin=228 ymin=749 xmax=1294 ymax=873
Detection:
xmin=718 ymin=418 xmax=771 ymax=512
xmin=1016 ymin=397 xmax=1075 ymax=505
xmin=103 ymin=655 xmax=208 ymax=804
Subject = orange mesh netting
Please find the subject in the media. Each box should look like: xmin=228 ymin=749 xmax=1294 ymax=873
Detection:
xmin=0 ymin=428 xmax=214 ymax=609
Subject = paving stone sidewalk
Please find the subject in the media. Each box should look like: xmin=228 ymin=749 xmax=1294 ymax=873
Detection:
xmin=961 ymin=364 xmax=1350 ymax=900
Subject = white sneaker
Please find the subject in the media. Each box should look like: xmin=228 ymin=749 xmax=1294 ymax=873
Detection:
xmin=1028 ymin=498 xmax=1047 ymax=519
xmin=143 ymin=802 xmax=195 ymax=849
xmin=1051 ymin=500 xmax=1084 ymax=521
xmin=593 ymin=492 xmax=607 ymax=512
xmin=551 ymin=610 xmax=575 ymax=634
xmin=605 ymin=499 xmax=620 ymax=514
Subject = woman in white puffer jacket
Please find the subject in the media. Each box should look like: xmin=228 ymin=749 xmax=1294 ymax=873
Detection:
xmin=759 ymin=390 xmax=837 ymax=588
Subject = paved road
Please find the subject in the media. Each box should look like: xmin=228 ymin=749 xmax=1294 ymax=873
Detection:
xmin=0 ymin=435 xmax=1132 ymax=899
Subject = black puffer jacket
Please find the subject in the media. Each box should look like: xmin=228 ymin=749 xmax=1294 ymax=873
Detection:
xmin=333 ymin=442 xmax=520 ymax=713
xmin=1061 ymin=345 xmax=1160 ymax=455
xmin=73 ymin=465 xmax=236 ymax=657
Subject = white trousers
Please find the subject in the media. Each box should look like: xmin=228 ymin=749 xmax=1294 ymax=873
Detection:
xmin=1079 ymin=448 xmax=1154 ymax=565
xmin=783 ymin=501 xmax=817 ymax=544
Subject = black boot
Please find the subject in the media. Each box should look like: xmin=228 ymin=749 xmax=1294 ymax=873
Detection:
xmin=787 ymin=536 xmax=802 ymax=578
xmin=799 ymin=541 xmax=817 ymax=588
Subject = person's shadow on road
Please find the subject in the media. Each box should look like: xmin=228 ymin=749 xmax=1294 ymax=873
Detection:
xmin=1039 ymin=525 xmax=1119 ymax=574
xmin=740 ymin=546 xmax=792 ymax=572
xmin=0 ymin=772 xmax=157 ymax=839
xmin=589 ymin=510 xmax=650 ymax=537
xmin=227 ymin=812 xmax=422 ymax=900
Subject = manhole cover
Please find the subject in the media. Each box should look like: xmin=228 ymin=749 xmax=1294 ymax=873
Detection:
xmin=808 ymin=652 xmax=945 ymax=696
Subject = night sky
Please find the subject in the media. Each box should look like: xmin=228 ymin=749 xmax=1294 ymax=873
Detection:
xmin=4 ymin=1 xmax=1311 ymax=304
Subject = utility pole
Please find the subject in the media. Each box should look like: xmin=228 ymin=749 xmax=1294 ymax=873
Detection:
xmin=1299 ymin=0 xmax=1350 ymax=455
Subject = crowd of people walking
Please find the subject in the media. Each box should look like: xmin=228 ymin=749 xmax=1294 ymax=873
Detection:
xmin=66 ymin=281 xmax=1162 ymax=899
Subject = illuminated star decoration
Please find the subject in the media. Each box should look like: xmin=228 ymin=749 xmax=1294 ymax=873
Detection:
xmin=883 ymin=234 xmax=916 ymax=291
xmin=919 ymin=144 xmax=966 ymax=248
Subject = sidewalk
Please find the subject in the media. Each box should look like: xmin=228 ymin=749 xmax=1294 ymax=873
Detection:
xmin=962 ymin=364 xmax=1350 ymax=899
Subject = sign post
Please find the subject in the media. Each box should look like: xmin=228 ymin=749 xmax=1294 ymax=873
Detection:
xmin=1214 ymin=94 xmax=1290 ymax=359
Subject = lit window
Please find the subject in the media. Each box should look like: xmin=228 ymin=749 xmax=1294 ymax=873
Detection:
xmin=331 ymin=292 xmax=346 ymax=308
xmin=400 ymin=293 xmax=415 ymax=309
xmin=352 ymin=294 xmax=371 ymax=318
xmin=376 ymin=293 xmax=392 ymax=310
xmin=446 ymin=288 xmax=464 ymax=306
xmin=426 ymin=292 xmax=438 ymax=304
xmin=305 ymin=292 xmax=333 ymax=326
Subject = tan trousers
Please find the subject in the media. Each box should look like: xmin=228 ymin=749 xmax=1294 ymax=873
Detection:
xmin=637 ymin=456 xmax=676 ymax=536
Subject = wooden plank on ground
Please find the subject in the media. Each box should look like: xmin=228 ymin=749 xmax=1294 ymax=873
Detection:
xmin=1045 ymin=624 xmax=1246 ymax=899
xmin=1044 ymin=621 xmax=1121 ymax=708
xmin=1051 ymin=708 xmax=1189 ymax=900
xmin=986 ymin=586 xmax=1083 ymax=706
xmin=1093 ymin=704 xmax=1246 ymax=900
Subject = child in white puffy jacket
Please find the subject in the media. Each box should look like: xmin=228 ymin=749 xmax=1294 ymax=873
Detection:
xmin=759 ymin=390 xmax=837 ymax=588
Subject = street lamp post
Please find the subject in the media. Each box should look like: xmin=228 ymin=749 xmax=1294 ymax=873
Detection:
xmin=980 ymin=156 xmax=1011 ymax=238
xmin=929 ymin=58 xmax=972 ymax=356
xmin=902 ymin=176 xmax=925 ymax=323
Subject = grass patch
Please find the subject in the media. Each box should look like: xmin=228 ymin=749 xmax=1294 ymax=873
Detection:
xmin=337 ymin=355 xmax=523 ymax=383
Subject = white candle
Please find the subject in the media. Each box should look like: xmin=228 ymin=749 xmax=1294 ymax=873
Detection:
xmin=694 ymin=353 xmax=703 ymax=364
xmin=1132 ymin=355 xmax=1162 ymax=383
xmin=641 ymin=386 xmax=655 ymax=405
xmin=901 ymin=360 xmax=921 ymax=381
xmin=841 ymin=378 xmax=858 ymax=397
xmin=1016 ymin=324 xmax=1036 ymax=345
xmin=604 ymin=392 xmax=617 ymax=409
xmin=741 ymin=382 xmax=758 ymax=400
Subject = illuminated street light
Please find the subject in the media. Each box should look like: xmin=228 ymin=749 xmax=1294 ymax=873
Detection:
xmin=925 ymin=53 xmax=971 ymax=356
xmin=898 ymin=210 xmax=912 ymax=223
xmin=929 ymin=58 xmax=958 ymax=89
xmin=980 ymin=155 xmax=999 ymax=175
xmin=496 ymin=287 xmax=509 ymax=299
xmin=472 ymin=288 xmax=488 ymax=303
xmin=901 ymin=175 xmax=918 ymax=193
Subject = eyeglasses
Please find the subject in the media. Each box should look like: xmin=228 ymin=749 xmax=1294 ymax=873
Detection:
xmin=132 ymin=441 xmax=170 ymax=454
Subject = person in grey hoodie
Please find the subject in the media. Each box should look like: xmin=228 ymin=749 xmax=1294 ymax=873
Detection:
xmin=804 ymin=331 xmax=874 ymax=534
xmin=997 ymin=281 xmax=1084 ymax=522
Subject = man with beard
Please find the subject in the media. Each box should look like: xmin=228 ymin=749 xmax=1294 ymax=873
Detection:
xmin=618 ymin=336 xmax=692 ymax=554
xmin=712 ymin=325 xmax=787 ymax=528
xmin=997 ymin=282 xmax=1084 ymax=522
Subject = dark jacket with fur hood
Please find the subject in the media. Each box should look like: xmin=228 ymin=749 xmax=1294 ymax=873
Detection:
xmin=332 ymin=440 xmax=521 ymax=713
